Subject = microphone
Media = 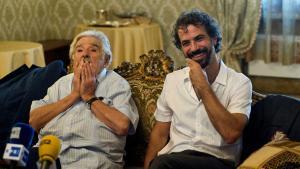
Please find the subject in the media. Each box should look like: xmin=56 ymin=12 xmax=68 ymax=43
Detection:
xmin=2 ymin=122 xmax=35 ymax=168
xmin=38 ymin=135 xmax=61 ymax=169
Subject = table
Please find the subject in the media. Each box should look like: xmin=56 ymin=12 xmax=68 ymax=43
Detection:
xmin=0 ymin=41 xmax=45 ymax=78
xmin=75 ymin=23 xmax=164 ymax=68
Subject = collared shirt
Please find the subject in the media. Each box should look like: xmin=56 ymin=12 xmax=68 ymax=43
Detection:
xmin=31 ymin=69 xmax=139 ymax=169
xmin=155 ymin=61 xmax=252 ymax=165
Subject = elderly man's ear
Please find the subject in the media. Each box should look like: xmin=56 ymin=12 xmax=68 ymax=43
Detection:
xmin=104 ymin=54 xmax=110 ymax=67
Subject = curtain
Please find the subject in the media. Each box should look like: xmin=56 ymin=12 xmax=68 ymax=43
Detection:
xmin=198 ymin=0 xmax=261 ymax=71
xmin=251 ymin=0 xmax=300 ymax=65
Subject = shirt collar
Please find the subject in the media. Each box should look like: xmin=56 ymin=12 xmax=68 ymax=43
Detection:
xmin=183 ymin=67 xmax=190 ymax=81
xmin=96 ymin=68 xmax=107 ymax=82
xmin=213 ymin=60 xmax=227 ymax=86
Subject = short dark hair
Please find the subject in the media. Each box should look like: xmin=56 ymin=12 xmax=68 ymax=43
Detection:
xmin=172 ymin=9 xmax=222 ymax=53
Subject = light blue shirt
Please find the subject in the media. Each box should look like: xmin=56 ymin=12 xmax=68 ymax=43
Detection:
xmin=31 ymin=69 xmax=139 ymax=169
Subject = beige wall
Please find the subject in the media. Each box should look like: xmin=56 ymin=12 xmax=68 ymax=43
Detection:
xmin=0 ymin=0 xmax=55 ymax=41
xmin=0 ymin=0 xmax=212 ymax=67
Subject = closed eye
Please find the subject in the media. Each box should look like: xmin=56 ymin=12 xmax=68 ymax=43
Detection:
xmin=181 ymin=40 xmax=190 ymax=47
xmin=89 ymin=46 xmax=99 ymax=52
xmin=194 ymin=35 xmax=205 ymax=42
xmin=76 ymin=48 xmax=83 ymax=53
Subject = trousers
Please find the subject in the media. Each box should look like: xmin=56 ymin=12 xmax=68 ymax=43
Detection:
xmin=149 ymin=150 xmax=235 ymax=169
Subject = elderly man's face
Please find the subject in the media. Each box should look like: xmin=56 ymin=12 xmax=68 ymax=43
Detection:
xmin=73 ymin=36 xmax=108 ymax=74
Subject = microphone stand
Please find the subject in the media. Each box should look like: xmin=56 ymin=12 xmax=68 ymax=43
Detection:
xmin=9 ymin=161 xmax=17 ymax=169
xmin=40 ymin=160 xmax=52 ymax=169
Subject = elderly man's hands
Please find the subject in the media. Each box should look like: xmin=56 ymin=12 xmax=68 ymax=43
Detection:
xmin=72 ymin=58 xmax=97 ymax=102
xmin=80 ymin=61 xmax=97 ymax=101
xmin=72 ymin=60 xmax=81 ymax=100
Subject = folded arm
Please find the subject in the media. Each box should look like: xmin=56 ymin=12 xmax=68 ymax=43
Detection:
xmin=29 ymin=92 xmax=79 ymax=132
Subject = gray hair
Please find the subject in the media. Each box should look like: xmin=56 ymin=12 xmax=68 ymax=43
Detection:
xmin=69 ymin=30 xmax=112 ymax=66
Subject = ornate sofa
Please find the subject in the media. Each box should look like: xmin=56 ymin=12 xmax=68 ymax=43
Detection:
xmin=114 ymin=50 xmax=300 ymax=168
xmin=114 ymin=50 xmax=174 ymax=167
xmin=1 ymin=49 xmax=299 ymax=168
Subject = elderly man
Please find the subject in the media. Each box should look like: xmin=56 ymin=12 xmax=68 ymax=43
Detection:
xmin=144 ymin=9 xmax=252 ymax=169
xmin=29 ymin=30 xmax=139 ymax=169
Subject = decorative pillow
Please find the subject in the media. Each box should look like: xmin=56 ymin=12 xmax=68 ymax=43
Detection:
xmin=0 ymin=60 xmax=66 ymax=158
xmin=238 ymin=139 xmax=300 ymax=169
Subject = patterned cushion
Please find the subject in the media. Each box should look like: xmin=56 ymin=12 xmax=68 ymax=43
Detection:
xmin=238 ymin=139 xmax=300 ymax=169
xmin=114 ymin=50 xmax=174 ymax=166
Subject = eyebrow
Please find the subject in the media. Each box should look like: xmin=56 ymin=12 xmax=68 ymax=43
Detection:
xmin=75 ymin=43 xmax=100 ymax=49
xmin=181 ymin=34 xmax=206 ymax=43
xmin=193 ymin=34 xmax=206 ymax=39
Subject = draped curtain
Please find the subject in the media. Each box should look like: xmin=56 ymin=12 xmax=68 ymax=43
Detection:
xmin=198 ymin=0 xmax=261 ymax=71
xmin=251 ymin=0 xmax=300 ymax=65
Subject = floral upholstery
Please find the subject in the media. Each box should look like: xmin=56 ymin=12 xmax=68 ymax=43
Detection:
xmin=114 ymin=50 xmax=174 ymax=166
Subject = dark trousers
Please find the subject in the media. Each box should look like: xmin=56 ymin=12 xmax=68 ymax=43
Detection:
xmin=149 ymin=150 xmax=235 ymax=169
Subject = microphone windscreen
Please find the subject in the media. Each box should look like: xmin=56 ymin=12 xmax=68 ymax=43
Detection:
xmin=3 ymin=123 xmax=34 ymax=167
xmin=39 ymin=135 xmax=61 ymax=163
xmin=9 ymin=123 xmax=35 ymax=149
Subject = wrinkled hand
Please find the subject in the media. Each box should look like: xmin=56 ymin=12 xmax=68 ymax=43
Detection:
xmin=80 ymin=62 xmax=97 ymax=101
xmin=186 ymin=58 xmax=209 ymax=93
xmin=72 ymin=60 xmax=81 ymax=99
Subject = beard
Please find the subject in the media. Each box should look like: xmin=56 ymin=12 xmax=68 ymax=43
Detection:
xmin=187 ymin=46 xmax=214 ymax=69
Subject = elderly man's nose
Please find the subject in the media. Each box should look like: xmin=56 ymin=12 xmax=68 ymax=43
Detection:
xmin=81 ymin=50 xmax=88 ymax=55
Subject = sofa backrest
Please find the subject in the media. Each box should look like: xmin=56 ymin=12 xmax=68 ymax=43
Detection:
xmin=114 ymin=50 xmax=174 ymax=166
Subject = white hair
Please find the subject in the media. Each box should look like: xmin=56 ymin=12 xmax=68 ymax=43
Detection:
xmin=69 ymin=30 xmax=112 ymax=66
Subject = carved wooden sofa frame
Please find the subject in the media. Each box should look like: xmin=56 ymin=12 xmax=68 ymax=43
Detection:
xmin=114 ymin=50 xmax=174 ymax=167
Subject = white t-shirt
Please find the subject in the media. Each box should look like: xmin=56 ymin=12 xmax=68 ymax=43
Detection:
xmin=155 ymin=61 xmax=252 ymax=164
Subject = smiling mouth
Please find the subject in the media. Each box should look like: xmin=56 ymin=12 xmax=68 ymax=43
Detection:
xmin=187 ymin=48 xmax=208 ymax=59
xmin=191 ymin=53 xmax=206 ymax=60
xmin=188 ymin=53 xmax=207 ymax=64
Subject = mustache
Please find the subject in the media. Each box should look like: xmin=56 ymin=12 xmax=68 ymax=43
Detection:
xmin=187 ymin=48 xmax=208 ymax=58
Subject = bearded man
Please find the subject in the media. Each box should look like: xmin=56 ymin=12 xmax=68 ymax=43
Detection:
xmin=144 ymin=9 xmax=252 ymax=169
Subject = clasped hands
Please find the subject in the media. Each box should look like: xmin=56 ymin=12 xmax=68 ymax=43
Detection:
xmin=72 ymin=57 xmax=97 ymax=102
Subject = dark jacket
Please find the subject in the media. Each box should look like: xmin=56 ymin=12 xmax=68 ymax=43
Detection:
xmin=241 ymin=94 xmax=300 ymax=161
